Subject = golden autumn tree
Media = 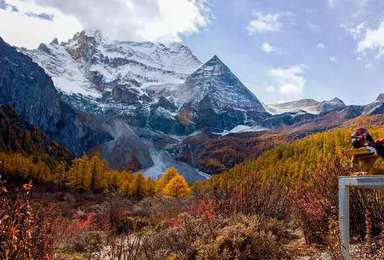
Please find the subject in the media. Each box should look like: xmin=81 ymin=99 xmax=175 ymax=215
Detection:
xmin=82 ymin=157 xmax=93 ymax=190
xmin=67 ymin=158 xmax=83 ymax=190
xmin=91 ymin=154 xmax=108 ymax=191
xmin=146 ymin=178 xmax=156 ymax=195
xmin=54 ymin=161 xmax=66 ymax=186
xmin=163 ymin=175 xmax=191 ymax=198
xmin=130 ymin=172 xmax=147 ymax=198
xmin=156 ymin=167 xmax=179 ymax=192
xmin=117 ymin=171 xmax=134 ymax=196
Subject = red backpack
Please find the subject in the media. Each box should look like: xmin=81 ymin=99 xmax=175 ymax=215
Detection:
xmin=351 ymin=128 xmax=374 ymax=148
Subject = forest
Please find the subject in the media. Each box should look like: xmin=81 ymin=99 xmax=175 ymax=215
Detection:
xmin=2 ymin=116 xmax=384 ymax=258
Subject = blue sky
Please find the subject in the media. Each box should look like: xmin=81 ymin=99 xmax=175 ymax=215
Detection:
xmin=182 ymin=0 xmax=384 ymax=105
xmin=1 ymin=0 xmax=384 ymax=104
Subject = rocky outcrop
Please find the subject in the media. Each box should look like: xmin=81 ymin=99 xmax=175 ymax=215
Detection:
xmin=0 ymin=36 xmax=112 ymax=155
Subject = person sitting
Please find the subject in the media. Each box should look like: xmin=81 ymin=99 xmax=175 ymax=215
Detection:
xmin=351 ymin=128 xmax=384 ymax=175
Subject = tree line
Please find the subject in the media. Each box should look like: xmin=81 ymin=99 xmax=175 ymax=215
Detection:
xmin=0 ymin=152 xmax=190 ymax=199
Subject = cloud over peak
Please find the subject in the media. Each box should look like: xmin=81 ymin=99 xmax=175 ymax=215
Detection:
xmin=0 ymin=0 xmax=211 ymax=48
xmin=267 ymin=65 xmax=306 ymax=100
xmin=27 ymin=0 xmax=211 ymax=42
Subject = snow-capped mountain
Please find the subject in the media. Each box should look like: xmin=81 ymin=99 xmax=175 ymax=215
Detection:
xmin=363 ymin=94 xmax=384 ymax=115
xmin=180 ymin=55 xmax=265 ymax=112
xmin=266 ymin=97 xmax=345 ymax=115
xmin=22 ymin=30 xmax=201 ymax=99
xmin=17 ymin=30 xmax=269 ymax=176
xmin=146 ymin=55 xmax=267 ymax=130
xmin=22 ymin=31 xmax=267 ymax=135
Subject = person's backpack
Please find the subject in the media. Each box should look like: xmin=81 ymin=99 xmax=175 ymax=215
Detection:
xmin=351 ymin=128 xmax=374 ymax=148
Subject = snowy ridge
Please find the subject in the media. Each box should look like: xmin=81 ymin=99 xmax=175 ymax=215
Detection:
xmin=362 ymin=94 xmax=384 ymax=115
xmin=23 ymin=43 xmax=102 ymax=98
xmin=266 ymin=98 xmax=345 ymax=115
xmin=22 ymin=30 xmax=202 ymax=98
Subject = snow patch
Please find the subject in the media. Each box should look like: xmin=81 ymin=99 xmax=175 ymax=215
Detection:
xmin=215 ymin=125 xmax=269 ymax=136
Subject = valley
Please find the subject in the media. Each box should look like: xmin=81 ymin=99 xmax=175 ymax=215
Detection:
xmin=0 ymin=30 xmax=382 ymax=179
xmin=2 ymin=29 xmax=384 ymax=259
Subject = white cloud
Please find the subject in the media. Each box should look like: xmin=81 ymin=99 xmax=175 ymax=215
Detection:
xmin=0 ymin=0 xmax=82 ymax=48
xmin=0 ymin=0 xmax=211 ymax=48
xmin=329 ymin=56 xmax=337 ymax=62
xmin=316 ymin=42 xmax=325 ymax=49
xmin=355 ymin=22 xmax=384 ymax=57
xmin=260 ymin=42 xmax=275 ymax=53
xmin=348 ymin=22 xmax=366 ymax=39
xmin=247 ymin=12 xmax=282 ymax=34
xmin=267 ymin=65 xmax=306 ymax=100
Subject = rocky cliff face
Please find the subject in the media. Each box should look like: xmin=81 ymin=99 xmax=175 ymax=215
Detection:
xmin=0 ymin=36 xmax=112 ymax=155
xmin=0 ymin=104 xmax=74 ymax=164
xmin=146 ymin=55 xmax=269 ymax=132
xmin=181 ymin=55 xmax=268 ymax=130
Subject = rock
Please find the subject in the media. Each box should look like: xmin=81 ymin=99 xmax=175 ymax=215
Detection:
xmin=0 ymin=36 xmax=112 ymax=155
xmin=112 ymin=85 xmax=141 ymax=105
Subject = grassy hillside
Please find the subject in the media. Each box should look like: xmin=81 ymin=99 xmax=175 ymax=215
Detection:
xmin=195 ymin=124 xmax=384 ymax=251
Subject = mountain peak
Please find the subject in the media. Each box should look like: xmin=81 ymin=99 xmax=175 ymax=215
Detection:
xmin=207 ymin=55 xmax=224 ymax=64
xmin=184 ymin=55 xmax=265 ymax=113
xmin=193 ymin=55 xmax=229 ymax=77
xmin=72 ymin=29 xmax=104 ymax=44
xmin=329 ymin=97 xmax=345 ymax=105
xmin=376 ymin=93 xmax=384 ymax=102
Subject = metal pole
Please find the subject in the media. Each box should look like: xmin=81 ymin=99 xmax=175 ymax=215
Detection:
xmin=339 ymin=181 xmax=350 ymax=260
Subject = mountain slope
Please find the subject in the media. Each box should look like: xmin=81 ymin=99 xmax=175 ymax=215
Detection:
xmin=0 ymin=104 xmax=74 ymax=166
xmin=23 ymin=30 xmax=202 ymax=98
xmin=363 ymin=94 xmax=384 ymax=115
xmin=0 ymin=36 xmax=112 ymax=155
xmin=172 ymin=55 xmax=268 ymax=131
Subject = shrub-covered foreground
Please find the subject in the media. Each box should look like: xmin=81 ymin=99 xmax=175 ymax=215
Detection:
xmin=0 ymin=179 xmax=301 ymax=259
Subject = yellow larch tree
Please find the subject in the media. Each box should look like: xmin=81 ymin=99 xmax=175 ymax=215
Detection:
xmin=156 ymin=167 xmax=179 ymax=192
xmin=130 ymin=172 xmax=147 ymax=198
xmin=163 ymin=175 xmax=191 ymax=198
